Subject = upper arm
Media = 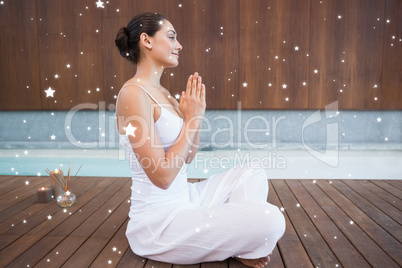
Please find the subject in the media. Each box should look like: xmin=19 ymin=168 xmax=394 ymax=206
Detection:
xmin=116 ymin=86 xmax=169 ymax=189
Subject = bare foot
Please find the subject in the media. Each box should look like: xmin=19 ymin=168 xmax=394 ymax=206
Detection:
xmin=234 ymin=253 xmax=272 ymax=268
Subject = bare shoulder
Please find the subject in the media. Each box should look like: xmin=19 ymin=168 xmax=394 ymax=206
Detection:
xmin=118 ymin=83 xmax=148 ymax=101
xmin=116 ymin=84 xmax=153 ymax=134
xmin=117 ymin=84 xmax=150 ymax=111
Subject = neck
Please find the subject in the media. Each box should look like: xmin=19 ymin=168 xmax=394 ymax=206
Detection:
xmin=133 ymin=58 xmax=165 ymax=88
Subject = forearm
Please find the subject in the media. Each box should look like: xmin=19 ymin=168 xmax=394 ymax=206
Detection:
xmin=185 ymin=122 xmax=202 ymax=164
xmin=158 ymin=120 xmax=201 ymax=188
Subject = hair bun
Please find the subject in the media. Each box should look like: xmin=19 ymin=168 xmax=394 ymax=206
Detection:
xmin=122 ymin=27 xmax=129 ymax=38
xmin=115 ymin=27 xmax=129 ymax=57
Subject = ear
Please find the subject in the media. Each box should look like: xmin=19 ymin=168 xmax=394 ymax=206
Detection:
xmin=140 ymin=33 xmax=152 ymax=50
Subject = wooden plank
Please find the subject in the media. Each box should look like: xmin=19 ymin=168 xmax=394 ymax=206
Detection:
xmin=62 ymin=237 xmax=111 ymax=266
xmin=200 ymin=260 xmax=227 ymax=268
xmin=268 ymin=246 xmax=284 ymax=268
xmin=173 ymin=264 xmax=200 ymax=268
xmin=10 ymin=178 xmax=129 ymax=268
xmin=116 ymin=248 xmax=147 ymax=268
xmin=371 ymin=180 xmax=402 ymax=199
xmin=0 ymin=176 xmax=54 ymax=225
xmin=230 ymin=246 xmax=283 ymax=268
xmin=294 ymin=180 xmax=375 ymax=267
xmin=228 ymin=257 xmax=247 ymax=267
xmin=271 ymin=180 xmax=340 ymax=267
xmin=316 ymin=180 xmax=402 ymax=266
xmin=0 ymin=175 xmax=93 ymax=235
xmin=385 ymin=180 xmax=402 ymax=191
xmin=234 ymin=246 xmax=284 ymax=268
xmin=0 ymin=176 xmax=47 ymax=213
xmin=331 ymin=180 xmax=402 ymax=242
xmin=0 ymin=195 xmax=37 ymax=226
xmin=0 ymin=177 xmax=117 ymax=267
xmin=0 ymin=176 xmax=100 ymax=251
xmin=59 ymin=180 xmax=131 ymax=267
xmin=144 ymin=259 xmax=172 ymax=268
xmin=0 ymin=176 xmax=22 ymax=195
xmin=0 ymin=175 xmax=14 ymax=184
xmin=0 ymin=177 xmax=114 ymax=265
xmin=36 ymin=181 xmax=130 ymax=268
xmin=89 ymin=219 xmax=130 ymax=267
xmin=343 ymin=180 xmax=402 ymax=223
xmin=1 ymin=176 xmax=400 ymax=268
xmin=267 ymin=180 xmax=310 ymax=267
xmin=355 ymin=180 xmax=401 ymax=209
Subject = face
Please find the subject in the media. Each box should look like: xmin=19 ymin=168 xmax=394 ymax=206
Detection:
xmin=148 ymin=20 xmax=182 ymax=68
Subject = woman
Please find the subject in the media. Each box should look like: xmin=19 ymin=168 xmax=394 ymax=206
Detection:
xmin=114 ymin=12 xmax=285 ymax=268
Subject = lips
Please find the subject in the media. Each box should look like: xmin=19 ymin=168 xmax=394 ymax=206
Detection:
xmin=171 ymin=53 xmax=179 ymax=58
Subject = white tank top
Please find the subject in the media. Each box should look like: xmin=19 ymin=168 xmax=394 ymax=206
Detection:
xmin=117 ymin=83 xmax=189 ymax=222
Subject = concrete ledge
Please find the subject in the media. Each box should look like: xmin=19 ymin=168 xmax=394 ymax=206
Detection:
xmin=1 ymin=141 xmax=401 ymax=151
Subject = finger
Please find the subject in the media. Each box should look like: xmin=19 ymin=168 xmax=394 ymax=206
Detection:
xmin=192 ymin=73 xmax=198 ymax=97
xmin=186 ymin=75 xmax=192 ymax=96
xmin=200 ymin=83 xmax=206 ymax=103
xmin=179 ymin=91 xmax=185 ymax=105
xmin=197 ymin=76 xmax=202 ymax=98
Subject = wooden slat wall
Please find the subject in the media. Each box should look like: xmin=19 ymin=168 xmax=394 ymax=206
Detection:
xmin=0 ymin=0 xmax=400 ymax=111
xmin=36 ymin=0 xmax=104 ymax=110
xmin=309 ymin=0 xmax=385 ymax=110
xmin=0 ymin=0 xmax=41 ymax=110
xmin=239 ymin=0 xmax=310 ymax=109
xmin=169 ymin=0 xmax=240 ymax=110
xmin=381 ymin=0 xmax=402 ymax=110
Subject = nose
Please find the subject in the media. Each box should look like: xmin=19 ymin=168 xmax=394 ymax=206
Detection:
xmin=176 ymin=41 xmax=183 ymax=51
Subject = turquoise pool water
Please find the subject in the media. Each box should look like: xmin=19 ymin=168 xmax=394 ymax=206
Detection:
xmin=1 ymin=149 xmax=401 ymax=180
xmin=0 ymin=149 xmax=233 ymax=178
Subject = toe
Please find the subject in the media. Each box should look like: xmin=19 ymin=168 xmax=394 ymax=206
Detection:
xmin=257 ymin=259 xmax=267 ymax=268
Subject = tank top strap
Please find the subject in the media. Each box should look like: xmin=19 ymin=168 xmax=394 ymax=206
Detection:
xmin=122 ymin=83 xmax=162 ymax=108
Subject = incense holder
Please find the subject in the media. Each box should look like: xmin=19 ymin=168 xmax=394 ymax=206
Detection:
xmin=56 ymin=191 xmax=76 ymax=207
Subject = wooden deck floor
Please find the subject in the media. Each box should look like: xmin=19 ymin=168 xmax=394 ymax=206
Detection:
xmin=0 ymin=176 xmax=400 ymax=267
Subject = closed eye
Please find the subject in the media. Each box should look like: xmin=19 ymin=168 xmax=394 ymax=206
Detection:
xmin=167 ymin=30 xmax=177 ymax=40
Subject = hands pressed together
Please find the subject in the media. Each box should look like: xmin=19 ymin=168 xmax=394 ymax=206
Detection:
xmin=179 ymin=72 xmax=206 ymax=124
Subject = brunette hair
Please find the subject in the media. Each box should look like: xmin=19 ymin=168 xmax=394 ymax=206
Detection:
xmin=115 ymin=12 xmax=167 ymax=64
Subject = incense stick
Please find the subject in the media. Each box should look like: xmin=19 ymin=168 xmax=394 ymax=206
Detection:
xmin=45 ymin=164 xmax=82 ymax=192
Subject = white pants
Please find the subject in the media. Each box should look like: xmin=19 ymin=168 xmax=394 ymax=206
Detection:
xmin=127 ymin=167 xmax=286 ymax=264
